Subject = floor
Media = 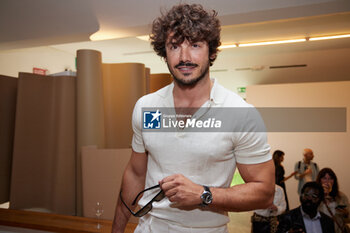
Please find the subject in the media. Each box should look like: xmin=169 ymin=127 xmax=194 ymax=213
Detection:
xmin=0 ymin=226 xmax=50 ymax=233
xmin=0 ymin=201 xmax=253 ymax=233
xmin=228 ymin=211 xmax=252 ymax=233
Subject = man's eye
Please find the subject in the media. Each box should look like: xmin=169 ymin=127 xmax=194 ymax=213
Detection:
xmin=171 ymin=45 xmax=178 ymax=50
xmin=192 ymin=44 xmax=199 ymax=48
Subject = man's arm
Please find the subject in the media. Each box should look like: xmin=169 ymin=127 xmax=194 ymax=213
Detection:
xmin=160 ymin=159 xmax=275 ymax=211
xmin=211 ymin=159 xmax=275 ymax=211
xmin=294 ymin=162 xmax=312 ymax=180
xmin=111 ymin=150 xmax=148 ymax=233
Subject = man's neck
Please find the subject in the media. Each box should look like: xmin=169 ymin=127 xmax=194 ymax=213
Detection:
xmin=303 ymin=158 xmax=311 ymax=165
xmin=173 ymin=76 xmax=213 ymax=108
xmin=301 ymin=206 xmax=318 ymax=219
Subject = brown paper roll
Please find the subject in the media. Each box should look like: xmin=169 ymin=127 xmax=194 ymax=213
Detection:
xmin=76 ymin=49 xmax=106 ymax=216
xmin=102 ymin=63 xmax=146 ymax=149
xmin=81 ymin=147 xmax=137 ymax=223
xmin=0 ymin=75 xmax=17 ymax=204
xmin=10 ymin=73 xmax=76 ymax=215
xmin=149 ymin=73 xmax=172 ymax=93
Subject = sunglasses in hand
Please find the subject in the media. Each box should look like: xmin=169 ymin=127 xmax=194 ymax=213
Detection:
xmin=120 ymin=184 xmax=165 ymax=217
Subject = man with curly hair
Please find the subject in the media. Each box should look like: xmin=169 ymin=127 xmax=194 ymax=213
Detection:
xmin=112 ymin=4 xmax=274 ymax=233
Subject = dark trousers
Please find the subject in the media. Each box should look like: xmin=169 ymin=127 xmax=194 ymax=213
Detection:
xmin=252 ymin=221 xmax=271 ymax=233
xmin=251 ymin=213 xmax=278 ymax=233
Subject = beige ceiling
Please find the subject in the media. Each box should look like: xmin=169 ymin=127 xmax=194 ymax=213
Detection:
xmin=1 ymin=0 xmax=350 ymax=87
xmin=1 ymin=0 xmax=350 ymax=50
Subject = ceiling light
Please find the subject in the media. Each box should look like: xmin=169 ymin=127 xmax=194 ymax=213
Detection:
xmin=89 ymin=29 xmax=130 ymax=41
xmin=219 ymin=44 xmax=238 ymax=49
xmin=239 ymin=38 xmax=306 ymax=47
xmin=219 ymin=33 xmax=350 ymax=49
xmin=136 ymin=35 xmax=150 ymax=41
xmin=90 ymin=32 xmax=118 ymax=41
xmin=309 ymin=34 xmax=350 ymax=41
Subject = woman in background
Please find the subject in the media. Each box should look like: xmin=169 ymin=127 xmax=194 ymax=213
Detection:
xmin=317 ymin=168 xmax=349 ymax=233
xmin=273 ymin=150 xmax=296 ymax=211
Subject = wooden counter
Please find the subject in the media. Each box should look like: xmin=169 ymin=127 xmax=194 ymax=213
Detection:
xmin=0 ymin=208 xmax=137 ymax=233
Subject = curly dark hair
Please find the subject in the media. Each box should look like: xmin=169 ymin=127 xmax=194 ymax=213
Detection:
xmin=150 ymin=3 xmax=221 ymax=66
xmin=316 ymin=167 xmax=339 ymax=198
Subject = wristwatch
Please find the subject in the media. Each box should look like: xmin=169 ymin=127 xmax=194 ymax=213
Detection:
xmin=200 ymin=185 xmax=213 ymax=206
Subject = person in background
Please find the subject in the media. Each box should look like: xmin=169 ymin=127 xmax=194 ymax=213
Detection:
xmin=316 ymin=167 xmax=350 ymax=233
xmin=273 ymin=150 xmax=296 ymax=211
xmin=251 ymin=185 xmax=286 ymax=233
xmin=112 ymin=3 xmax=274 ymax=233
xmin=294 ymin=148 xmax=319 ymax=195
xmin=276 ymin=181 xmax=335 ymax=233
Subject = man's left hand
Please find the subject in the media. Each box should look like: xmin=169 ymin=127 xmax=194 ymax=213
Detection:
xmin=159 ymin=174 xmax=203 ymax=206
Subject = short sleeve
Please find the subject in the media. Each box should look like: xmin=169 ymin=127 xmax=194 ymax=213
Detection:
xmin=233 ymin=131 xmax=271 ymax=164
xmin=131 ymin=98 xmax=146 ymax=153
xmin=232 ymin=107 xmax=271 ymax=164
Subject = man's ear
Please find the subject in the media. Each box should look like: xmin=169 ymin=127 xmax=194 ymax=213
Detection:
xmin=209 ymin=53 xmax=217 ymax=61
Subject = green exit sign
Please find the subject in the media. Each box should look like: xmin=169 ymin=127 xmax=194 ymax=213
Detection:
xmin=237 ymin=87 xmax=246 ymax=93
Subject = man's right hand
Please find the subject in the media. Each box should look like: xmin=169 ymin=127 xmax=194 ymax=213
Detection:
xmin=305 ymin=167 xmax=312 ymax=175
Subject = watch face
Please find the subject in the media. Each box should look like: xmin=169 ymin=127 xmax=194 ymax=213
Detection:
xmin=202 ymin=192 xmax=213 ymax=204
xmin=205 ymin=194 xmax=212 ymax=203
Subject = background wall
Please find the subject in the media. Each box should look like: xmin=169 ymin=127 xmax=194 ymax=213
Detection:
xmin=247 ymin=81 xmax=350 ymax=209
xmin=0 ymin=38 xmax=349 ymax=218
xmin=215 ymin=46 xmax=350 ymax=94
xmin=1 ymin=42 xmax=350 ymax=96
xmin=0 ymin=46 xmax=75 ymax=77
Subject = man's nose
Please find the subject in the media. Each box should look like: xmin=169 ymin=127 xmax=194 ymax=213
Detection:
xmin=180 ymin=46 xmax=191 ymax=62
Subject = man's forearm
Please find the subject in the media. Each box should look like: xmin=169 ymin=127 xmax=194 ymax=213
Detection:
xmin=160 ymin=160 xmax=275 ymax=212
xmin=111 ymin=174 xmax=145 ymax=233
xmin=111 ymin=151 xmax=147 ymax=233
xmin=111 ymin=180 xmax=145 ymax=233
xmin=204 ymin=160 xmax=275 ymax=212
xmin=112 ymin=198 xmax=132 ymax=233
xmin=210 ymin=181 xmax=274 ymax=211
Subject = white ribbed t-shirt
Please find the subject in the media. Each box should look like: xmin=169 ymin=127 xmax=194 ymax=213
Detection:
xmin=131 ymin=79 xmax=271 ymax=228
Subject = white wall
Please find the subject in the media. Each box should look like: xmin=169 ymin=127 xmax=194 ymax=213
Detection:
xmin=2 ymin=38 xmax=350 ymax=88
xmin=0 ymin=46 xmax=75 ymax=77
xmin=1 ymin=42 xmax=349 ymax=209
xmin=214 ymin=46 xmax=350 ymax=94
xmin=247 ymin=81 xmax=350 ymax=209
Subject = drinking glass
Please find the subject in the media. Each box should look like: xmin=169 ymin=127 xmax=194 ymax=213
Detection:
xmin=94 ymin=202 xmax=104 ymax=229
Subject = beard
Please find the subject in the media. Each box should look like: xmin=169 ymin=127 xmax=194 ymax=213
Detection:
xmin=301 ymin=200 xmax=319 ymax=217
xmin=167 ymin=60 xmax=210 ymax=87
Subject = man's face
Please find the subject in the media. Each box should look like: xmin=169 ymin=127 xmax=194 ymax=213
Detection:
xmin=165 ymin=36 xmax=214 ymax=86
xmin=303 ymin=150 xmax=314 ymax=162
xmin=300 ymin=187 xmax=321 ymax=214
